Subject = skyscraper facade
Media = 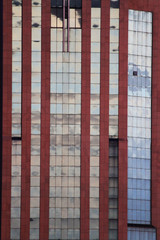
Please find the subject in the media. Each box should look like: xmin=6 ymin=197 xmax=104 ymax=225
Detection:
xmin=1 ymin=0 xmax=160 ymax=240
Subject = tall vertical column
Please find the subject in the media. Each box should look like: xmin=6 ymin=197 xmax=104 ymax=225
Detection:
xmin=99 ymin=0 xmax=110 ymax=239
xmin=20 ymin=0 xmax=31 ymax=239
xmin=80 ymin=0 xmax=91 ymax=239
xmin=0 ymin=0 xmax=3 ymax=234
xmin=152 ymin=2 xmax=160 ymax=239
xmin=39 ymin=0 xmax=50 ymax=238
xmin=1 ymin=0 xmax=12 ymax=239
xmin=118 ymin=0 xmax=128 ymax=239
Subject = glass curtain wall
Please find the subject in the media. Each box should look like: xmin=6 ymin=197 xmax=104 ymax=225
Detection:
xmin=11 ymin=139 xmax=22 ymax=240
xmin=109 ymin=139 xmax=118 ymax=240
xmin=11 ymin=0 xmax=22 ymax=239
xmin=109 ymin=1 xmax=119 ymax=239
xmin=30 ymin=0 xmax=42 ymax=239
xmin=128 ymin=9 xmax=152 ymax=224
xmin=90 ymin=1 xmax=101 ymax=239
xmin=49 ymin=0 xmax=82 ymax=239
xmin=12 ymin=0 xmax=22 ymax=138
xmin=109 ymin=0 xmax=119 ymax=137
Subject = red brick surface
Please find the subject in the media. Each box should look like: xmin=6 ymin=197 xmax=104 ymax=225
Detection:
xmin=80 ymin=0 xmax=91 ymax=239
xmin=39 ymin=0 xmax=50 ymax=239
xmin=2 ymin=0 xmax=160 ymax=239
xmin=99 ymin=0 xmax=110 ymax=239
xmin=118 ymin=1 xmax=128 ymax=240
xmin=20 ymin=1 xmax=31 ymax=239
xmin=1 ymin=0 xmax=12 ymax=239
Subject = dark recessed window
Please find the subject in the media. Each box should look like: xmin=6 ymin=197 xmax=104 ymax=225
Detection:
xmin=51 ymin=0 xmax=82 ymax=29
xmin=110 ymin=0 xmax=120 ymax=9
xmin=91 ymin=0 xmax=101 ymax=8
xmin=12 ymin=136 xmax=22 ymax=141
xmin=133 ymin=71 xmax=137 ymax=76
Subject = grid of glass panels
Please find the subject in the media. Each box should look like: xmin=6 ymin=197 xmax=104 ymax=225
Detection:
xmin=49 ymin=10 xmax=81 ymax=239
xmin=12 ymin=0 xmax=22 ymax=138
xmin=109 ymin=139 xmax=118 ymax=240
xmin=11 ymin=1 xmax=22 ymax=239
xmin=109 ymin=2 xmax=119 ymax=137
xmin=30 ymin=0 xmax=42 ymax=239
xmin=128 ymin=9 xmax=152 ymax=224
xmin=11 ymin=140 xmax=22 ymax=240
xmin=128 ymin=227 xmax=156 ymax=240
xmin=90 ymin=3 xmax=101 ymax=239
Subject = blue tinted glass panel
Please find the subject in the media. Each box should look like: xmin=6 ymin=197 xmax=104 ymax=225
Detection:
xmin=128 ymin=10 xmax=152 ymax=224
xmin=128 ymin=227 xmax=156 ymax=240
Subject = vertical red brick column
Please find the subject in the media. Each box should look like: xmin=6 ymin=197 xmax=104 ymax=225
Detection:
xmin=39 ymin=0 xmax=50 ymax=239
xmin=151 ymin=1 xmax=160 ymax=239
xmin=99 ymin=0 xmax=110 ymax=239
xmin=80 ymin=0 xmax=91 ymax=239
xmin=20 ymin=0 xmax=31 ymax=239
xmin=118 ymin=1 xmax=128 ymax=240
xmin=1 ymin=0 xmax=12 ymax=239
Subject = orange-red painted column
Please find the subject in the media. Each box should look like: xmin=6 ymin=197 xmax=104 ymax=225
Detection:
xmin=99 ymin=0 xmax=110 ymax=239
xmin=151 ymin=1 xmax=160 ymax=239
xmin=39 ymin=0 xmax=50 ymax=239
xmin=20 ymin=0 xmax=31 ymax=239
xmin=118 ymin=1 xmax=128 ymax=240
xmin=80 ymin=0 xmax=91 ymax=239
xmin=1 ymin=0 xmax=12 ymax=239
